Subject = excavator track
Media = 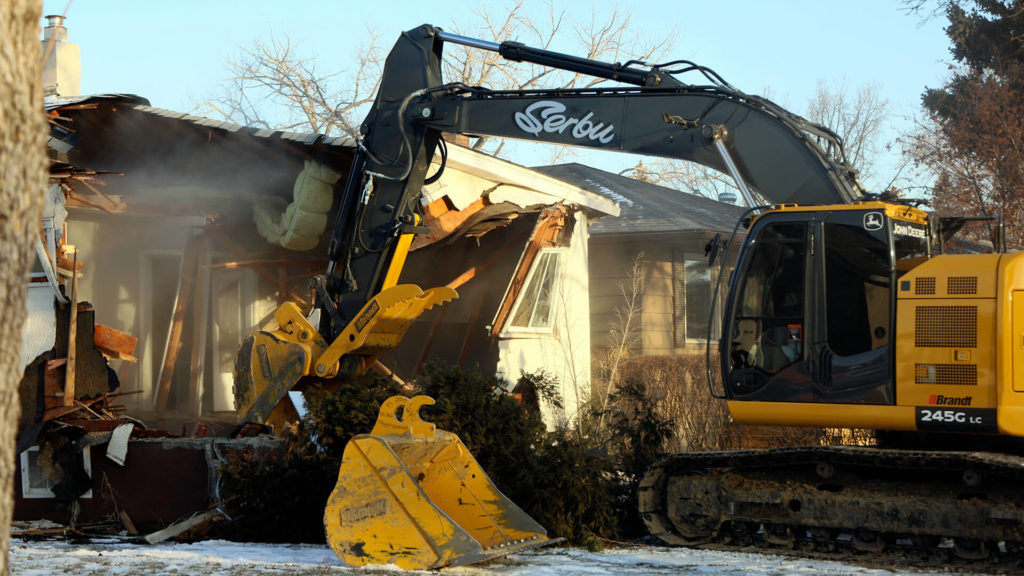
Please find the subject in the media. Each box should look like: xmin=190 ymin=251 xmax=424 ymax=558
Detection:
xmin=639 ymin=446 xmax=1024 ymax=565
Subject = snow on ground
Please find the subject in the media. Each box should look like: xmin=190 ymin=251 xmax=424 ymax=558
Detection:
xmin=9 ymin=539 xmax=996 ymax=576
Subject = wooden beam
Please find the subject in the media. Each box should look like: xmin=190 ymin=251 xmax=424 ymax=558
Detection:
xmin=415 ymin=303 xmax=448 ymax=373
xmin=412 ymin=195 xmax=490 ymax=250
xmin=93 ymin=324 xmax=138 ymax=362
xmin=188 ymin=235 xmax=210 ymax=417
xmin=154 ymin=238 xmax=200 ymax=411
xmin=370 ymin=360 xmax=412 ymax=393
xmin=212 ymin=231 xmax=308 ymax=305
xmin=205 ymin=259 xmax=325 ymax=270
xmin=63 ymin=248 xmax=78 ymax=407
xmin=444 ymin=228 xmax=531 ymax=290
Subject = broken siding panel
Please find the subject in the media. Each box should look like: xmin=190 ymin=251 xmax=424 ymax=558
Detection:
xmin=21 ymin=285 xmax=57 ymax=372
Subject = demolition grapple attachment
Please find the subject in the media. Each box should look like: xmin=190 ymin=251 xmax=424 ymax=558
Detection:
xmin=324 ymin=395 xmax=554 ymax=570
xmin=233 ymin=284 xmax=456 ymax=429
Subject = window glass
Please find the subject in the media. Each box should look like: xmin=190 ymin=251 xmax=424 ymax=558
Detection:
xmin=683 ymin=260 xmax=714 ymax=341
xmin=510 ymin=250 xmax=563 ymax=330
xmin=729 ymin=223 xmax=805 ymax=373
xmin=824 ymin=221 xmax=891 ymax=356
xmin=20 ymin=446 xmax=92 ymax=499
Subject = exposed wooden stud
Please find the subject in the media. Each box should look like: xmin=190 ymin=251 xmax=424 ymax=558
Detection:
xmin=445 ymin=228 xmax=530 ymax=291
xmin=154 ymin=238 xmax=200 ymax=411
xmin=188 ymin=235 xmax=210 ymax=417
xmin=63 ymin=248 xmax=78 ymax=407
xmin=415 ymin=303 xmax=448 ymax=373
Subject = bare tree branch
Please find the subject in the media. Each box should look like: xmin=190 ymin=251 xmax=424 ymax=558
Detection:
xmin=198 ymin=2 xmax=675 ymax=162
xmin=199 ymin=30 xmax=383 ymax=139
xmin=806 ymin=79 xmax=891 ymax=184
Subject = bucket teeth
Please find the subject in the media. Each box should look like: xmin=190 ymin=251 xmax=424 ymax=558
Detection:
xmin=324 ymin=395 xmax=554 ymax=570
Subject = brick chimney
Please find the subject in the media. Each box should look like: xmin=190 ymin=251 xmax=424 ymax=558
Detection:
xmin=41 ymin=15 xmax=81 ymax=97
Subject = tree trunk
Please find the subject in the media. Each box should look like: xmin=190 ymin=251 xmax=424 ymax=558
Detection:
xmin=0 ymin=2 xmax=47 ymax=574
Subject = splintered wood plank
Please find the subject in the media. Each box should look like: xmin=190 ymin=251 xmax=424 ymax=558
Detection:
xmin=412 ymin=196 xmax=488 ymax=249
xmin=154 ymin=238 xmax=200 ymax=411
xmin=93 ymin=323 xmax=138 ymax=362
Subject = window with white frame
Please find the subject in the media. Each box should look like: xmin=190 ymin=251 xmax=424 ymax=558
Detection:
xmin=508 ymin=249 xmax=565 ymax=331
xmin=20 ymin=446 xmax=92 ymax=499
xmin=673 ymin=254 xmax=724 ymax=345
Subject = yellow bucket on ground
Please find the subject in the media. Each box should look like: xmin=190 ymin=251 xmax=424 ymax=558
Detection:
xmin=324 ymin=395 xmax=554 ymax=570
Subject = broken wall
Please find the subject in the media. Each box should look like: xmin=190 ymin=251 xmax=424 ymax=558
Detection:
xmin=67 ymin=212 xmax=202 ymax=413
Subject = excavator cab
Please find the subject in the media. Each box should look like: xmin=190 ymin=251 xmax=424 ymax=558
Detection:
xmin=721 ymin=202 xmax=930 ymax=406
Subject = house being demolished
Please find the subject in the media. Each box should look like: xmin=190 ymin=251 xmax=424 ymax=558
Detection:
xmin=16 ymin=16 xmax=617 ymax=535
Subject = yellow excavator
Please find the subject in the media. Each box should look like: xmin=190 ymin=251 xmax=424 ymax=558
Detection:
xmin=234 ymin=24 xmax=1024 ymax=566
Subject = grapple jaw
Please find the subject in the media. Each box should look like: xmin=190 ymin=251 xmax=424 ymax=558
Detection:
xmin=324 ymin=396 xmax=555 ymax=570
xmin=233 ymin=302 xmax=326 ymax=426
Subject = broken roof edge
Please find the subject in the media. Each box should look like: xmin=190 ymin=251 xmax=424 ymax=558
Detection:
xmin=441 ymin=144 xmax=620 ymax=217
xmin=128 ymin=105 xmax=358 ymax=148
xmin=44 ymin=93 xmax=151 ymax=110
xmin=46 ymin=94 xmax=357 ymax=149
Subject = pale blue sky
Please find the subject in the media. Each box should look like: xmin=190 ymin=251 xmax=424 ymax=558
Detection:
xmin=43 ymin=0 xmax=953 ymax=192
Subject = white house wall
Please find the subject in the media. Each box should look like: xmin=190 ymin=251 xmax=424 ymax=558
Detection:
xmin=496 ymin=212 xmax=592 ymax=429
xmin=21 ymin=185 xmax=67 ymax=373
xmin=21 ymin=285 xmax=56 ymax=373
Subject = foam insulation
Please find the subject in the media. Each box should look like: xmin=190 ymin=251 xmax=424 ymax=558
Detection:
xmin=254 ymin=160 xmax=341 ymax=251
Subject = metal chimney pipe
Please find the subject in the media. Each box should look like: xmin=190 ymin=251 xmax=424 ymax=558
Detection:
xmin=41 ymin=14 xmax=80 ymax=97
xmin=42 ymin=15 xmax=68 ymax=42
